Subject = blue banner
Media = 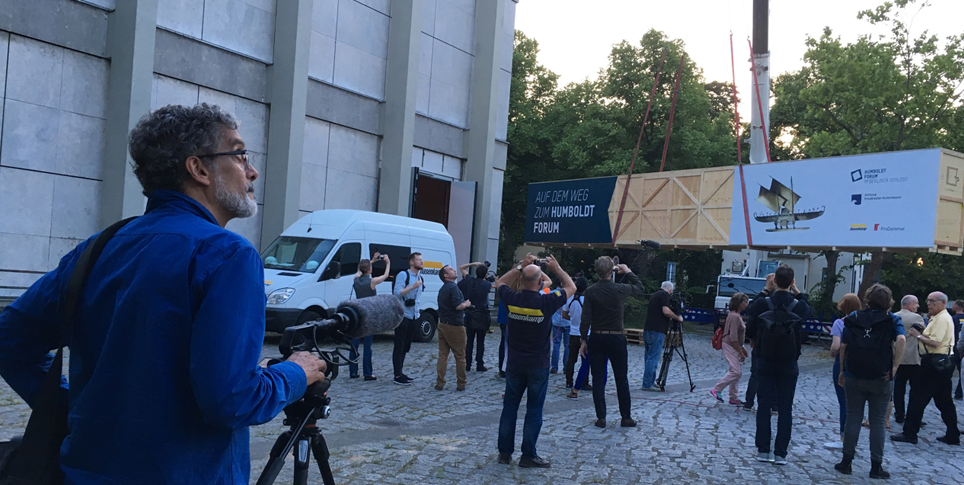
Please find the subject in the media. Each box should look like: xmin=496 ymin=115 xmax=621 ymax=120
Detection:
xmin=525 ymin=177 xmax=618 ymax=244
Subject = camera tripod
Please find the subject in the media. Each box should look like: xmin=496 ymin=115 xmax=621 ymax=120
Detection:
xmin=655 ymin=320 xmax=696 ymax=392
xmin=256 ymin=379 xmax=335 ymax=485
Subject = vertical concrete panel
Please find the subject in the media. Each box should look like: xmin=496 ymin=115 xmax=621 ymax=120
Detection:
xmin=156 ymin=0 xmax=204 ymax=38
xmin=434 ymin=0 xmax=474 ymax=54
xmin=0 ymin=234 xmax=50 ymax=272
xmin=411 ymin=147 xmax=424 ymax=168
xmin=420 ymin=0 xmax=436 ymax=36
xmin=324 ymin=169 xmax=376 ymax=210
xmin=57 ymin=111 xmax=106 ymax=180
xmin=234 ymin=97 xmax=269 ymax=154
xmin=6 ymin=36 xmax=64 ymax=109
xmin=442 ymin=0 xmax=476 ymax=15
xmin=152 ymin=74 xmax=200 ymax=108
xmin=1 ymin=100 xmax=60 ymax=171
xmin=61 ymin=49 xmax=110 ymax=119
xmin=500 ymin=0 xmax=515 ymax=73
xmin=308 ymin=32 xmax=336 ymax=82
xmin=312 ymin=0 xmax=338 ymax=38
xmin=496 ymin=69 xmax=511 ymax=141
xmin=202 ymin=0 xmax=276 ymax=62
xmin=300 ymin=162 xmax=328 ymax=211
xmin=416 ymin=74 xmax=431 ymax=115
xmin=51 ymin=176 xmax=101 ymax=239
xmin=0 ymin=169 xmax=54 ymax=237
xmin=303 ymin=117 xmax=331 ymax=167
xmin=327 ymin=124 xmax=377 ymax=178
xmin=421 ymin=150 xmax=443 ymax=174
xmin=0 ymin=33 xmax=8 ymax=150
xmin=441 ymin=155 xmax=462 ymax=180
xmin=333 ymin=42 xmax=387 ymax=100
xmin=428 ymin=79 xmax=469 ymax=128
xmin=336 ymin=0 xmax=389 ymax=59
xmin=488 ymin=168 xmax=503 ymax=239
xmin=430 ymin=40 xmax=472 ymax=90
xmin=354 ymin=0 xmax=390 ymax=15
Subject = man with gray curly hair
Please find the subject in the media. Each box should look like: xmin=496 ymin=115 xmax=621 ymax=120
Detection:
xmin=0 ymin=104 xmax=326 ymax=484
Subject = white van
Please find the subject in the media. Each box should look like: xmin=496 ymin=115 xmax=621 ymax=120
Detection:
xmin=260 ymin=210 xmax=457 ymax=342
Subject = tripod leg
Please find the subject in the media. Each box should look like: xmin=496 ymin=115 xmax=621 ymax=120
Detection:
xmin=256 ymin=431 xmax=294 ymax=485
xmin=675 ymin=334 xmax=696 ymax=392
xmin=293 ymin=436 xmax=312 ymax=485
xmin=311 ymin=431 xmax=336 ymax=485
xmin=656 ymin=336 xmax=673 ymax=390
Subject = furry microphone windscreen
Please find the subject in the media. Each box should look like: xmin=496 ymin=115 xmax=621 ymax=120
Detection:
xmin=336 ymin=294 xmax=405 ymax=338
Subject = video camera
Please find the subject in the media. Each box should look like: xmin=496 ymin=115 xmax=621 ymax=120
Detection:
xmin=276 ymin=294 xmax=405 ymax=378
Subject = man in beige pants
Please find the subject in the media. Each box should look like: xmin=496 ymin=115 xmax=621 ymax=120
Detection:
xmin=436 ymin=265 xmax=471 ymax=391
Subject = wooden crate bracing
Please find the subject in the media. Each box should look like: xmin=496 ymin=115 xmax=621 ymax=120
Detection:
xmin=608 ymin=167 xmax=734 ymax=247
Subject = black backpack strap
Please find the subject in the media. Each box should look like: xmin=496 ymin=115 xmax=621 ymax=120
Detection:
xmin=765 ymin=297 xmax=775 ymax=311
xmin=785 ymin=298 xmax=798 ymax=314
xmin=3 ymin=217 xmax=135 ymax=483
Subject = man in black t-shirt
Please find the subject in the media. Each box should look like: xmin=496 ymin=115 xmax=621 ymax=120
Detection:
xmin=641 ymin=282 xmax=683 ymax=391
xmin=436 ymin=266 xmax=471 ymax=391
xmin=349 ymin=253 xmax=390 ymax=380
xmin=459 ymin=262 xmax=493 ymax=371
xmin=494 ymin=254 xmax=574 ymax=469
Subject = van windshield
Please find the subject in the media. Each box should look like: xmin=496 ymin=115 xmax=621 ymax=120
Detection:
xmin=717 ymin=277 xmax=766 ymax=298
xmin=261 ymin=237 xmax=336 ymax=273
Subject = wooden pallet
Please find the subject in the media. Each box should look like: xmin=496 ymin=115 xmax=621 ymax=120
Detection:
xmin=625 ymin=328 xmax=644 ymax=346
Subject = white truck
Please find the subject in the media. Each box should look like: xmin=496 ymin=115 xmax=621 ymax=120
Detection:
xmin=260 ymin=210 xmax=458 ymax=342
xmin=714 ymin=275 xmax=767 ymax=314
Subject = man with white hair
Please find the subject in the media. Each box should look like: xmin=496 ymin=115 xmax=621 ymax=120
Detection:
xmin=641 ymin=281 xmax=683 ymax=391
xmin=893 ymin=295 xmax=924 ymax=424
xmin=892 ymin=291 xmax=960 ymax=445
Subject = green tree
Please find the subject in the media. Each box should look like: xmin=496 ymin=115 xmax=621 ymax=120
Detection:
xmin=769 ymin=0 xmax=964 ymax=300
xmin=500 ymin=29 xmax=741 ymax=289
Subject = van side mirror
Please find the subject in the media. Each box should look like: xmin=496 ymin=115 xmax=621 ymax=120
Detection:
xmin=318 ymin=261 xmax=341 ymax=282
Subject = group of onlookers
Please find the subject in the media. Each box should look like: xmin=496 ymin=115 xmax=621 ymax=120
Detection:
xmin=706 ymin=264 xmax=960 ymax=479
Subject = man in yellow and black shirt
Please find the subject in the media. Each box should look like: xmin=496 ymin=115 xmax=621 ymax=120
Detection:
xmin=892 ymin=291 xmax=959 ymax=446
xmin=493 ymin=254 xmax=574 ymax=469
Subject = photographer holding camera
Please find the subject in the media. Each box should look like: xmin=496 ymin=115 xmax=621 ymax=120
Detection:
xmin=0 ymin=104 xmax=326 ymax=484
xmin=392 ymin=253 xmax=425 ymax=385
xmin=349 ymin=252 xmax=391 ymax=380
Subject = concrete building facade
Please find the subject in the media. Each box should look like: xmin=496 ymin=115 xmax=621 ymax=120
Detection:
xmin=0 ymin=0 xmax=516 ymax=297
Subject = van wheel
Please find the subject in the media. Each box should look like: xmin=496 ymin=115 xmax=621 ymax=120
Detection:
xmin=413 ymin=313 xmax=437 ymax=343
xmin=297 ymin=310 xmax=324 ymax=325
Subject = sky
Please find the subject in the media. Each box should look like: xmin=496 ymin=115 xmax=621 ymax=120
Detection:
xmin=514 ymin=0 xmax=964 ymax=113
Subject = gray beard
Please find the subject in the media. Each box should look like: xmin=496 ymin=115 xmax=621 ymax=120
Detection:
xmin=214 ymin=174 xmax=257 ymax=219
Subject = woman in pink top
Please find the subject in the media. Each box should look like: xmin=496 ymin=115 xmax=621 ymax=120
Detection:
xmin=711 ymin=293 xmax=749 ymax=405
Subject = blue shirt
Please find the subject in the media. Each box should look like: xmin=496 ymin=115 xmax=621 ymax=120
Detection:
xmin=0 ymin=190 xmax=307 ymax=484
xmin=393 ymin=269 xmax=423 ymax=320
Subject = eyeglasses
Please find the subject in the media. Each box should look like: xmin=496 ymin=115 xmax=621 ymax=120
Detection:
xmin=199 ymin=149 xmax=250 ymax=167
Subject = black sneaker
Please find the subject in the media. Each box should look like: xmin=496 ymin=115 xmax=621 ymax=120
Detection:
xmin=364 ymin=375 xmax=377 ymax=381
xmin=620 ymin=418 xmax=637 ymax=427
xmin=400 ymin=374 xmax=415 ymax=383
xmin=497 ymin=453 xmax=511 ymax=465
xmin=518 ymin=456 xmax=550 ymax=468
xmin=594 ymin=418 xmax=606 ymax=428
xmin=834 ymin=460 xmax=852 ymax=475
xmin=869 ymin=464 xmax=890 ymax=479
xmin=394 ymin=376 xmax=412 ymax=386
xmin=498 ymin=371 xmax=506 ymax=378
xmin=477 ymin=365 xmax=489 ymax=372
xmin=349 ymin=374 xmax=360 ymax=379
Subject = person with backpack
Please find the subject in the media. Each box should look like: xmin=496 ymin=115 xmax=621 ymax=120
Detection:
xmin=745 ymin=264 xmax=813 ymax=465
xmin=833 ymin=284 xmax=906 ymax=479
xmin=392 ymin=252 xmax=425 ymax=385
xmin=459 ymin=262 xmax=493 ymax=372
xmin=710 ymin=292 xmax=749 ymax=405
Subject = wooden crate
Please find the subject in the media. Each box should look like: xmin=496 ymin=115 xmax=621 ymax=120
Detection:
xmin=625 ymin=328 xmax=644 ymax=346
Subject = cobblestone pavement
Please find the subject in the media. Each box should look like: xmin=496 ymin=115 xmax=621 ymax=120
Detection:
xmin=1 ymin=329 xmax=962 ymax=484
